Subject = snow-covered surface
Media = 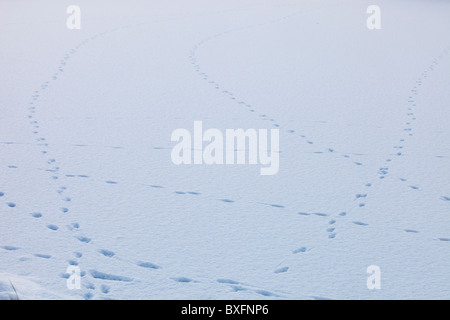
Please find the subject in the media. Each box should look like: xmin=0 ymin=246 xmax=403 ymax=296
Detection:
xmin=1 ymin=0 xmax=449 ymax=299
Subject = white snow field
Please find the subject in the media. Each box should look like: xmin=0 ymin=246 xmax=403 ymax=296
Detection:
xmin=1 ymin=0 xmax=450 ymax=300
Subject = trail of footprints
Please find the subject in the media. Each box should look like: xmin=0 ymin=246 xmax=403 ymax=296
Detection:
xmin=188 ymin=14 xmax=368 ymax=166
xmin=3 ymin=23 xmax=175 ymax=300
xmin=2 ymin=22 xmax=284 ymax=299
xmin=6 ymin=152 xmax=449 ymax=296
xmin=186 ymin=16 xmax=450 ymax=276
xmin=3 ymin=11 xmax=450 ymax=298
xmin=317 ymin=45 xmax=450 ymax=243
xmin=0 ymin=9 xmax=382 ymax=297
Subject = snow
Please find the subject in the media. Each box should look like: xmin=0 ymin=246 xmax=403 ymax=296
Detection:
xmin=1 ymin=0 xmax=449 ymax=299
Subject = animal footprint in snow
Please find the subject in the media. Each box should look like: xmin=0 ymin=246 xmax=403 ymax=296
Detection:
xmin=172 ymin=277 xmax=194 ymax=283
xmin=352 ymin=221 xmax=368 ymax=226
xmin=292 ymin=247 xmax=307 ymax=254
xmin=274 ymin=266 xmax=289 ymax=274
xmin=137 ymin=261 xmax=161 ymax=269
xmin=98 ymin=249 xmax=115 ymax=257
